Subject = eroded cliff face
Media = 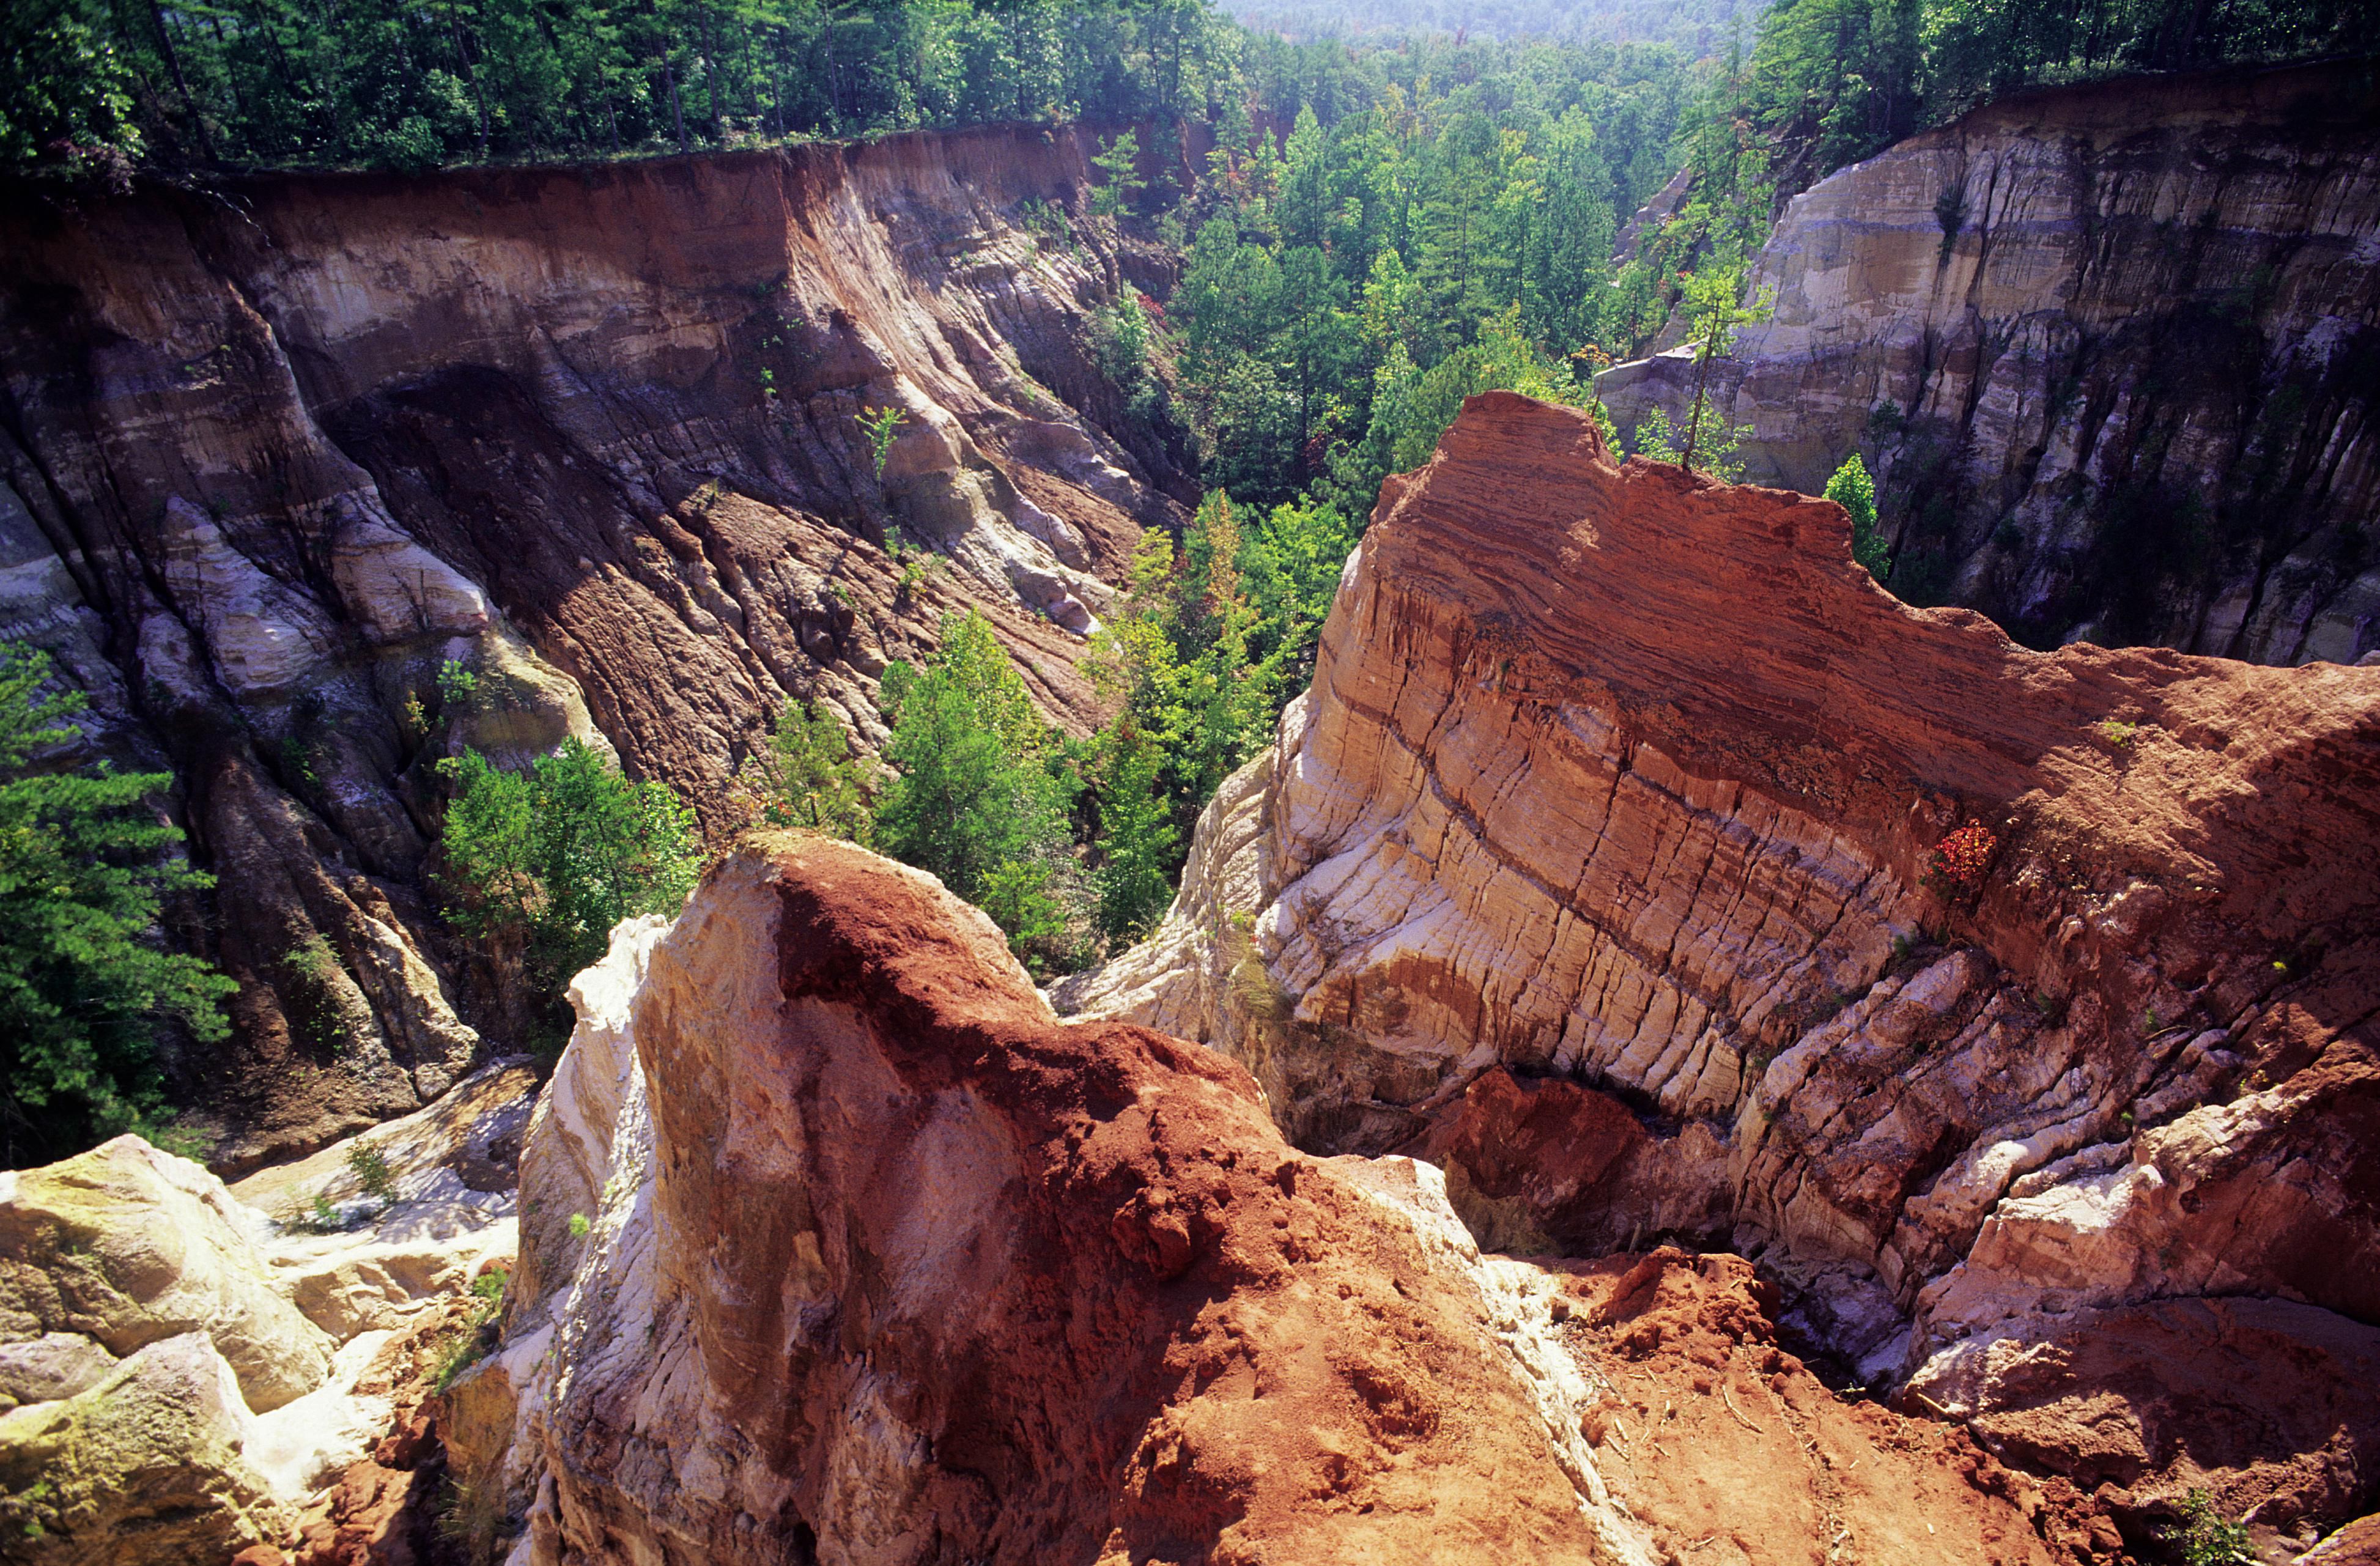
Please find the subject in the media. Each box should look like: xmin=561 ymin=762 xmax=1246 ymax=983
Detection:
xmin=449 ymin=834 xmax=2109 ymax=1566
xmin=1059 ymin=391 xmax=2380 ymax=1537
xmin=0 ymin=128 xmax=1186 ymax=1169
xmin=1600 ymin=59 xmax=2380 ymax=665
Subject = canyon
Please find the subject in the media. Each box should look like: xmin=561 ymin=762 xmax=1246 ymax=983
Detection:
xmin=0 ymin=65 xmax=2376 ymax=1566
xmin=0 ymin=128 xmax=1186 ymax=1169
xmin=0 ymin=390 xmax=2372 ymax=1564
xmin=1600 ymin=59 xmax=2380 ymax=666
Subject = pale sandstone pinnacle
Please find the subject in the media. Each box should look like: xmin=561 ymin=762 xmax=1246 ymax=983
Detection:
xmin=1062 ymin=388 xmax=2380 ymax=1527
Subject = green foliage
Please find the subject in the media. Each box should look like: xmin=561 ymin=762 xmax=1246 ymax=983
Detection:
xmin=1825 ymin=452 xmax=1888 ymax=578
xmin=1167 ymin=52 xmax=1688 ymax=510
xmin=281 ymin=933 xmax=366 ymax=1055
xmin=434 ymin=1268 xmax=508 ymax=1392
xmin=856 ymin=405 xmax=907 ymax=482
xmin=0 ymin=643 xmax=234 ymax=1165
xmin=1071 ymin=487 xmax=1353 ymax=945
xmin=1630 ymin=405 xmax=1754 ymax=482
xmin=20 ymin=0 xmax=1244 ymax=172
xmin=437 ymin=658 xmax=481 ymax=713
xmin=1090 ymin=128 xmax=1144 ymax=217
xmin=566 ymin=1211 xmax=591 ymax=1238
xmin=2171 ymin=1491 xmax=2252 ymax=1566
xmin=750 ymin=698 xmax=874 ymax=841
xmin=1088 ymin=716 xmax=1177 ymax=941
xmin=1674 ymin=266 xmax=1773 ymax=473
xmin=437 ymin=738 xmax=704 ymax=999
xmin=0 ymin=0 xmax=141 ymax=181
xmin=873 ymin=611 xmax=1084 ymax=970
xmin=346 ymin=1140 xmax=397 ymax=1200
xmin=1726 ymin=0 xmax=2357 ymax=202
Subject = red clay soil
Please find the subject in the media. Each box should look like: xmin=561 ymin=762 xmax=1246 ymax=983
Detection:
xmin=480 ymin=834 xmax=2126 ymax=1565
xmin=1556 ymin=1247 xmax=2114 ymax=1566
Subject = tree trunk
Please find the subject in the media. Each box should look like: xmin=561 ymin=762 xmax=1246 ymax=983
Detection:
xmin=145 ymin=0 xmax=213 ymax=161
xmin=665 ymin=53 xmax=689 ymax=150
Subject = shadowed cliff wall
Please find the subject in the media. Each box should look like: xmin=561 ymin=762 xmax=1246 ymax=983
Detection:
xmin=0 ymin=127 xmax=1188 ymax=1169
xmin=1601 ymin=59 xmax=2380 ymax=665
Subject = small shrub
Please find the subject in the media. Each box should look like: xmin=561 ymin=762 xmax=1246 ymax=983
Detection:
xmin=433 ymin=1313 xmax=492 ymax=1391
xmin=855 ymin=405 xmax=907 ymax=481
xmin=279 ymin=734 xmax=319 ymax=787
xmin=436 ymin=658 xmax=480 ymax=712
xmin=281 ymin=1191 xmax=347 ymax=1234
xmin=567 ymin=1212 xmax=591 ymax=1238
xmin=1825 ymin=453 xmax=1888 ymax=581
xmin=1923 ymin=822 xmax=1998 ymax=898
xmin=2171 ymin=1490 xmax=2251 ymax=1566
xmin=347 ymin=1141 xmax=397 ymax=1201
xmin=282 ymin=934 xmax=366 ymax=1055
xmin=2100 ymin=718 xmax=2138 ymax=747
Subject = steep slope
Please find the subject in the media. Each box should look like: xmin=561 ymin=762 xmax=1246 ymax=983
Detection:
xmin=445 ymin=834 xmax=2096 ymax=1566
xmin=0 ymin=130 xmax=1186 ymax=1168
xmin=1600 ymin=59 xmax=2380 ymax=665
xmin=1060 ymin=391 xmax=2380 ymax=1535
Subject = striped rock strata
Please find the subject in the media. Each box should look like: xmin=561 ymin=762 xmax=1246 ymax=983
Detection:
xmin=0 ymin=129 xmax=1184 ymax=1167
xmin=1057 ymin=390 xmax=2380 ymax=1535
xmin=445 ymin=835 xmax=2092 ymax=1566
xmin=1599 ymin=59 xmax=2380 ymax=665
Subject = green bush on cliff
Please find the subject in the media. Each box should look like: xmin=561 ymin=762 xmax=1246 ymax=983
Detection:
xmin=873 ymin=611 xmax=1087 ymax=972
xmin=0 ymin=643 xmax=234 ymax=1165
xmin=749 ymin=698 xmax=876 ymax=844
xmin=1825 ymin=452 xmax=1890 ymax=581
xmin=437 ymin=737 xmax=703 ymax=1001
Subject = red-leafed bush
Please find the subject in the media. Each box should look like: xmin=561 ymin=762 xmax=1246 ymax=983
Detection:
xmin=1925 ymin=822 xmax=1997 ymax=895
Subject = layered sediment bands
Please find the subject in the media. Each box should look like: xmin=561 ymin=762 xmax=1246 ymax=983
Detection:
xmin=453 ymin=836 xmax=2097 ymax=1566
xmin=1599 ymin=59 xmax=2380 ymax=665
xmin=0 ymin=128 xmax=1185 ymax=1165
xmin=1059 ymin=391 xmax=2380 ymax=1527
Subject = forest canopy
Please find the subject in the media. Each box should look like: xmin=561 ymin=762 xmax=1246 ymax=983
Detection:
xmin=4 ymin=0 xmax=2362 ymax=183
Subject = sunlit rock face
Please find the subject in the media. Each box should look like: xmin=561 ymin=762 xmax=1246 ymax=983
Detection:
xmin=450 ymin=836 xmax=2110 ymax=1566
xmin=1061 ymin=390 xmax=2380 ymax=1531
xmin=1600 ymin=59 xmax=2380 ymax=666
xmin=0 ymin=1068 xmax=527 ymax=1562
xmin=0 ymin=129 xmax=1187 ymax=1165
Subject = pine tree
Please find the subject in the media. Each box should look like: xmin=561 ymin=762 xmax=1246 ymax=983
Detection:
xmin=873 ymin=611 xmax=1079 ymax=964
xmin=1090 ymin=715 xmax=1178 ymax=941
xmin=0 ymin=643 xmax=234 ymax=1164
xmin=753 ymin=696 xmax=873 ymax=841
xmin=1090 ymin=127 xmax=1144 ymax=217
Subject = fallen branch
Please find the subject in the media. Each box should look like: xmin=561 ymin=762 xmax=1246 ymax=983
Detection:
xmin=1721 ymin=1384 xmax=1764 ymax=1433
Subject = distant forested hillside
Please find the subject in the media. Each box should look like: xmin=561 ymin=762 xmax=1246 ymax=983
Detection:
xmin=1232 ymin=0 xmax=1766 ymax=56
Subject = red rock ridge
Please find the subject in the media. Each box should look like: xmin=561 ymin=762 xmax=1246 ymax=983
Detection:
xmin=1059 ymin=390 xmax=2380 ymax=1535
xmin=451 ymin=833 xmax=2112 ymax=1566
